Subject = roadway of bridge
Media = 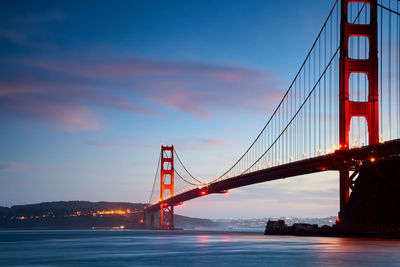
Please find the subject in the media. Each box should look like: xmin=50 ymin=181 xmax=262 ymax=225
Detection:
xmin=145 ymin=139 xmax=400 ymax=212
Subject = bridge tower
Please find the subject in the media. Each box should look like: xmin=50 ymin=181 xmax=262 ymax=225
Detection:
xmin=339 ymin=0 xmax=379 ymax=212
xmin=160 ymin=145 xmax=174 ymax=229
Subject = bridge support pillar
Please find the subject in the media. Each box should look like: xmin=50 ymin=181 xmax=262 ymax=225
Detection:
xmin=144 ymin=209 xmax=160 ymax=229
xmin=160 ymin=146 xmax=175 ymax=229
xmin=339 ymin=0 xmax=379 ymax=213
xmin=339 ymin=165 xmax=350 ymax=213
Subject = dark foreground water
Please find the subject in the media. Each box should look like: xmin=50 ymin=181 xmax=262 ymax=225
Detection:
xmin=1 ymin=230 xmax=400 ymax=266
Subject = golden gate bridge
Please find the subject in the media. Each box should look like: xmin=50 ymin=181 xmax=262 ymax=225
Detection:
xmin=144 ymin=0 xmax=400 ymax=229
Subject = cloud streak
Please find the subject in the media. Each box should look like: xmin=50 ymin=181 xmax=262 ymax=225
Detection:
xmin=0 ymin=162 xmax=52 ymax=172
xmin=1 ymin=52 xmax=284 ymax=131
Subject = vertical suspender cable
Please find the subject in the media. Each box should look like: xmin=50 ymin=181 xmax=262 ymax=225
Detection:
xmin=388 ymin=0 xmax=392 ymax=140
xmin=396 ymin=1 xmax=400 ymax=138
xmin=324 ymin=27 xmax=327 ymax=153
xmin=380 ymin=1 xmax=383 ymax=140
xmin=357 ymin=2 xmax=360 ymax=145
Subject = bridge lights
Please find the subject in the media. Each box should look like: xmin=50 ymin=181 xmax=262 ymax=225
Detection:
xmin=321 ymin=167 xmax=326 ymax=171
xmin=200 ymin=190 xmax=207 ymax=196
xmin=370 ymin=157 xmax=376 ymax=162
xmin=224 ymin=191 xmax=229 ymax=195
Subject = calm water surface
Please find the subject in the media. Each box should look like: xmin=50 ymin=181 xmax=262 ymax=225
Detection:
xmin=1 ymin=230 xmax=400 ymax=266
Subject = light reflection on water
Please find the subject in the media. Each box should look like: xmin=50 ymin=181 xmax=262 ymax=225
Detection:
xmin=0 ymin=230 xmax=400 ymax=266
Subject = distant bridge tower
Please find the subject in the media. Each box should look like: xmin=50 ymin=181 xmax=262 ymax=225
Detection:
xmin=339 ymin=0 xmax=379 ymax=212
xmin=160 ymin=145 xmax=174 ymax=229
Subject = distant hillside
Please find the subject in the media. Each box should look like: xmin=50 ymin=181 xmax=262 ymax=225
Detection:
xmin=0 ymin=201 xmax=147 ymax=217
xmin=0 ymin=201 xmax=219 ymax=230
xmin=175 ymin=215 xmax=220 ymax=229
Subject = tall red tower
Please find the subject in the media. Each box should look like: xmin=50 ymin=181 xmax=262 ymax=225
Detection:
xmin=160 ymin=145 xmax=174 ymax=229
xmin=339 ymin=0 xmax=379 ymax=212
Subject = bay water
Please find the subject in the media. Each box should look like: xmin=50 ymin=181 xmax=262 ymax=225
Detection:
xmin=1 ymin=230 xmax=400 ymax=266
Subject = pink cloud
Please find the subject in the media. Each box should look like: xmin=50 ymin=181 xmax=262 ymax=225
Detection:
xmin=84 ymin=140 xmax=138 ymax=148
xmin=2 ymin=93 xmax=100 ymax=132
xmin=18 ymin=101 xmax=100 ymax=132
xmin=0 ymin=162 xmax=52 ymax=172
xmin=173 ymin=138 xmax=229 ymax=151
xmin=1 ymin=54 xmax=285 ymax=131
xmin=200 ymin=138 xmax=228 ymax=148
xmin=150 ymin=89 xmax=213 ymax=119
xmin=22 ymin=57 xmax=261 ymax=82
xmin=139 ymin=77 xmax=284 ymax=118
xmin=0 ymin=77 xmax=157 ymax=131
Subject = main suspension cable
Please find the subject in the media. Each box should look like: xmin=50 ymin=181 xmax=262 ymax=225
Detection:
xmin=173 ymin=148 xmax=206 ymax=184
xmin=208 ymin=0 xmax=339 ymax=183
xmin=378 ymin=2 xmax=400 ymax=16
xmin=148 ymin=151 xmax=161 ymax=205
xmin=242 ymin=48 xmax=340 ymax=175
xmin=173 ymin=167 xmax=199 ymax=186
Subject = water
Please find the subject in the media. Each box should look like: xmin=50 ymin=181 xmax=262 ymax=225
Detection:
xmin=1 ymin=230 xmax=400 ymax=266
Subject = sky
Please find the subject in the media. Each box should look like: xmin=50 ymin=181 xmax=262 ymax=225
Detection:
xmin=0 ymin=0 xmax=341 ymax=219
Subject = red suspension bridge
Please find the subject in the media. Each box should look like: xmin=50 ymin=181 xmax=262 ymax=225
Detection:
xmin=144 ymin=0 xmax=400 ymax=229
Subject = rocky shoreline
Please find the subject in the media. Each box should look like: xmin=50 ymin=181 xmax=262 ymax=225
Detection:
xmin=265 ymin=156 xmax=400 ymax=239
xmin=264 ymin=220 xmax=400 ymax=238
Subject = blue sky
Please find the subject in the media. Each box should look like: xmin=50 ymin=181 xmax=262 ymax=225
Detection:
xmin=0 ymin=0 xmax=341 ymax=218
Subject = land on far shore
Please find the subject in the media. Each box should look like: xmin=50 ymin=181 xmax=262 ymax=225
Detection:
xmin=0 ymin=201 xmax=337 ymax=230
xmin=0 ymin=201 xmax=219 ymax=230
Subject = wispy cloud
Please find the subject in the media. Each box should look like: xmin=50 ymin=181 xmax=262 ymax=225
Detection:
xmin=84 ymin=137 xmax=227 ymax=150
xmin=0 ymin=162 xmax=51 ymax=172
xmin=13 ymin=11 xmax=65 ymax=24
xmin=25 ymin=55 xmax=283 ymax=111
xmin=199 ymin=138 xmax=228 ymax=148
xmin=1 ymin=52 xmax=283 ymax=131
xmin=24 ymin=57 xmax=261 ymax=81
xmin=84 ymin=139 xmax=139 ymax=148
xmin=0 ymin=28 xmax=29 ymax=46
xmin=172 ymin=138 xmax=229 ymax=152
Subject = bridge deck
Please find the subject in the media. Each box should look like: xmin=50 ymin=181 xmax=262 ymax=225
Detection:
xmin=145 ymin=139 xmax=400 ymax=212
